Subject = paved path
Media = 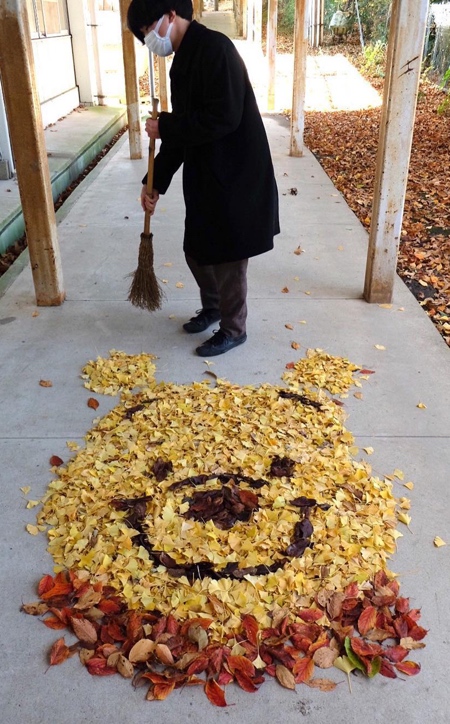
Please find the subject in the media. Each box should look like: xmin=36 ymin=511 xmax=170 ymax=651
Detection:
xmin=0 ymin=11 xmax=449 ymax=724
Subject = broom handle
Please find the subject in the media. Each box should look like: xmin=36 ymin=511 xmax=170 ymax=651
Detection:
xmin=144 ymin=97 xmax=160 ymax=236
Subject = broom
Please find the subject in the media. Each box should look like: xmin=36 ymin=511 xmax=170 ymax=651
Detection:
xmin=128 ymin=97 xmax=163 ymax=311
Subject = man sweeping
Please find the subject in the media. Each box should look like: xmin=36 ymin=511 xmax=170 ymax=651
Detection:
xmin=128 ymin=0 xmax=280 ymax=356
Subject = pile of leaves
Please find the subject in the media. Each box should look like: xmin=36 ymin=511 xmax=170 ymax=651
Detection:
xmin=23 ymin=350 xmax=425 ymax=702
xmin=23 ymin=568 xmax=425 ymax=704
xmin=304 ymin=53 xmax=450 ymax=347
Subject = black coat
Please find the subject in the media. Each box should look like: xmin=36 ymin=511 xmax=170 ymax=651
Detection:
xmin=150 ymin=21 xmax=280 ymax=265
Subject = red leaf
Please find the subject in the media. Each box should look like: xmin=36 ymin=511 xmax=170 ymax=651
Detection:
xmin=395 ymin=597 xmax=410 ymax=614
xmin=383 ymin=646 xmax=408 ymax=663
xmin=38 ymin=574 xmax=54 ymax=597
xmin=359 ymin=369 xmax=375 ymax=375
xmin=166 ymin=614 xmax=179 ymax=635
xmin=49 ymin=637 xmax=70 ymax=666
xmin=241 ymin=614 xmax=259 ymax=646
xmin=87 ymin=397 xmax=99 ymax=410
xmin=380 ymin=659 xmax=397 ymax=679
xmin=234 ymin=670 xmax=259 ymax=692
xmin=97 ymin=598 xmax=122 ymax=615
xmin=285 ymin=362 xmax=295 ymax=369
xmin=43 ymin=616 xmax=67 ymax=630
xmin=217 ymin=669 xmax=234 ymax=686
xmin=395 ymin=660 xmax=421 ymax=676
xmin=344 ymin=582 xmax=359 ymax=599
xmin=408 ymin=624 xmax=428 ymax=641
xmin=296 ymin=608 xmax=323 ymax=623
xmin=187 ymin=654 xmax=210 ymax=676
xmin=204 ymin=679 xmax=227 ymax=707
xmin=358 ymin=606 xmax=377 ymax=635
xmin=49 ymin=455 xmax=64 ymax=467
xmin=85 ymin=657 xmax=117 ymax=676
xmin=293 ymin=657 xmax=314 ymax=683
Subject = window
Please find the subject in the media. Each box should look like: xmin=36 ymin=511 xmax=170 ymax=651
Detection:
xmin=27 ymin=0 xmax=69 ymax=37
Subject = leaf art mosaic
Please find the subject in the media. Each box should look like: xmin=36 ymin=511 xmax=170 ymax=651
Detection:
xmin=22 ymin=349 xmax=427 ymax=705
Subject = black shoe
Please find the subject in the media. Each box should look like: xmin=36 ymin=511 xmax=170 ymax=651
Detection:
xmin=196 ymin=329 xmax=247 ymax=357
xmin=183 ymin=308 xmax=221 ymax=334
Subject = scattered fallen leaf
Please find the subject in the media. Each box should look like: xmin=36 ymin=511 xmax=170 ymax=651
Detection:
xmin=49 ymin=637 xmax=70 ymax=666
xmin=433 ymin=536 xmax=446 ymax=547
xmin=39 ymin=379 xmax=53 ymax=387
xmin=276 ymin=664 xmax=296 ymax=690
xmin=26 ymin=524 xmax=39 ymax=535
xmin=291 ymin=342 xmax=300 ymax=350
xmin=87 ymin=398 xmax=99 ymax=410
xmin=281 ymin=287 xmax=289 ymax=293
xmin=175 ymin=282 xmax=184 ymax=288
xmin=49 ymin=455 xmax=64 ymax=467
xmin=416 ymin=402 xmax=427 ymax=409
xmin=374 ymin=345 xmax=385 ymax=351
xmin=204 ymin=679 xmax=227 ymax=707
xmin=294 ymin=246 xmax=304 ymax=255
xmin=285 ymin=323 xmax=294 ymax=330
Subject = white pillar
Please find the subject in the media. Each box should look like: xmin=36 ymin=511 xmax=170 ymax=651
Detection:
xmin=290 ymin=0 xmax=309 ymax=157
xmin=364 ymin=0 xmax=429 ymax=303
xmin=267 ymin=0 xmax=277 ymax=111
xmin=67 ymin=0 xmax=98 ymax=104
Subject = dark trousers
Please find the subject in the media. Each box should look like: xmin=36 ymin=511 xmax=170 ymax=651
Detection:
xmin=185 ymin=255 xmax=248 ymax=338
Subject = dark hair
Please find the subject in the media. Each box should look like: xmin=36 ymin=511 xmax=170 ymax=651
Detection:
xmin=127 ymin=0 xmax=193 ymax=42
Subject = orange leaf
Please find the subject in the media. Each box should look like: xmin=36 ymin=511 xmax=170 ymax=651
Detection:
xmin=49 ymin=637 xmax=70 ymax=666
xmin=395 ymin=660 xmax=421 ymax=676
xmin=153 ymin=682 xmax=175 ymax=700
xmin=87 ymin=397 xmax=99 ymax=410
xmin=37 ymin=574 xmax=54 ymax=597
xmin=204 ymin=679 xmax=227 ymax=707
xmin=43 ymin=616 xmax=67 ymax=630
xmin=293 ymin=657 xmax=314 ymax=683
xmin=350 ymin=637 xmax=383 ymax=659
xmin=40 ymin=581 xmax=72 ymax=601
xmin=305 ymin=677 xmax=337 ymax=691
xmin=227 ymin=655 xmax=255 ymax=678
xmin=358 ymin=606 xmax=377 ymax=635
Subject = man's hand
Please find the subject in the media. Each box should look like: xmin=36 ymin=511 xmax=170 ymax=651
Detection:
xmin=141 ymin=186 xmax=160 ymax=214
xmin=145 ymin=118 xmax=160 ymax=139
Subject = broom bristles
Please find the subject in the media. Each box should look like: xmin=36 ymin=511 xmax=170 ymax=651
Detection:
xmin=128 ymin=232 xmax=164 ymax=312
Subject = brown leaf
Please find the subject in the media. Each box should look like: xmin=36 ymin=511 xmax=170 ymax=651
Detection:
xmin=39 ymin=379 xmax=53 ymax=387
xmin=87 ymin=397 xmax=99 ymax=410
xmin=79 ymin=648 xmax=96 ymax=665
xmin=49 ymin=455 xmax=64 ymax=467
xmin=275 ymin=664 xmax=296 ymax=690
xmin=21 ymin=602 xmax=49 ymax=616
xmin=204 ymin=679 xmax=227 ymax=707
xmin=305 ymin=677 xmax=337 ymax=691
xmin=73 ymin=588 xmax=103 ymax=610
xmin=71 ymin=617 xmax=98 ymax=644
xmin=326 ymin=592 xmax=344 ymax=621
xmin=312 ymin=647 xmax=337 ymax=669
xmin=188 ymin=624 xmax=209 ymax=651
xmin=128 ymin=638 xmax=155 ymax=663
xmin=155 ymin=642 xmax=174 ymax=665
xmin=116 ymin=654 xmax=134 ymax=678
xmin=49 ymin=637 xmax=70 ymax=666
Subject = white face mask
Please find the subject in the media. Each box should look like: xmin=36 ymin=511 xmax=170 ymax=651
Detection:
xmin=144 ymin=16 xmax=174 ymax=57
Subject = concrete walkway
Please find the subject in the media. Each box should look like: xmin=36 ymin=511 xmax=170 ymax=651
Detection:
xmin=0 ymin=14 xmax=449 ymax=724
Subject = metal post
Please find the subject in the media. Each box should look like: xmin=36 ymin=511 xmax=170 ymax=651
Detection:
xmin=0 ymin=0 xmax=64 ymax=305
xmin=364 ymin=0 xmax=429 ymax=303
xmin=290 ymin=0 xmax=309 ymax=157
